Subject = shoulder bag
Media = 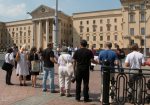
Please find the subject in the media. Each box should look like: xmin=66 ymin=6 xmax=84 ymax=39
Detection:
xmin=31 ymin=54 xmax=40 ymax=72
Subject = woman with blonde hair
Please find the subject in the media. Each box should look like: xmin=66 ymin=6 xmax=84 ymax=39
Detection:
xmin=16 ymin=45 xmax=29 ymax=86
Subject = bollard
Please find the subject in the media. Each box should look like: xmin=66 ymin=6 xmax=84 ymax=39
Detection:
xmin=102 ymin=61 xmax=110 ymax=105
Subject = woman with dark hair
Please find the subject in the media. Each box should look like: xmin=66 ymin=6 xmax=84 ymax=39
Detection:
xmin=5 ymin=48 xmax=14 ymax=85
xmin=28 ymin=47 xmax=40 ymax=87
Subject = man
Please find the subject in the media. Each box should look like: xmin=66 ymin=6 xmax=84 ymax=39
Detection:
xmin=42 ymin=43 xmax=57 ymax=93
xmin=125 ymin=43 xmax=145 ymax=103
xmin=73 ymin=40 xmax=97 ymax=102
xmin=99 ymin=42 xmax=118 ymax=103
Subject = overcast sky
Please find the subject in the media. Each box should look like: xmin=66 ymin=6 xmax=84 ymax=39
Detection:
xmin=0 ymin=0 xmax=121 ymax=22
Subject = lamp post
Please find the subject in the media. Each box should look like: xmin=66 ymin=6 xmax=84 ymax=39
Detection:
xmin=144 ymin=0 xmax=147 ymax=57
xmin=53 ymin=0 xmax=59 ymax=50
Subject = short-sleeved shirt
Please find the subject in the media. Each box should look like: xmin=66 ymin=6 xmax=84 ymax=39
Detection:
xmin=125 ymin=51 xmax=145 ymax=69
xmin=42 ymin=48 xmax=55 ymax=68
xmin=5 ymin=53 xmax=14 ymax=64
xmin=58 ymin=53 xmax=72 ymax=66
xmin=99 ymin=50 xmax=118 ymax=71
xmin=73 ymin=48 xmax=94 ymax=69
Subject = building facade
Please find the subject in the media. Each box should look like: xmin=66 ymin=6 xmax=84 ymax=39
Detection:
xmin=0 ymin=0 xmax=150 ymax=53
xmin=2 ymin=5 xmax=73 ymax=50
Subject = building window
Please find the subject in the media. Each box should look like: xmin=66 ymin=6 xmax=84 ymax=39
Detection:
xmin=20 ymin=27 xmax=22 ymax=30
xmin=129 ymin=14 xmax=135 ymax=22
xmin=141 ymin=4 xmax=145 ymax=10
xmin=100 ymin=36 xmax=103 ymax=41
xmin=107 ymin=25 xmax=111 ymax=31
xmin=130 ymin=28 xmax=134 ymax=35
xmin=141 ymin=13 xmax=145 ymax=22
xmin=114 ymin=18 xmax=117 ymax=23
xmin=100 ymin=44 xmax=103 ymax=48
xmin=80 ymin=37 xmax=82 ymax=41
xmin=87 ymin=36 xmax=89 ymax=41
xmin=93 ymin=20 xmax=96 ymax=24
xmin=100 ymin=19 xmax=103 ymax=24
xmin=24 ymin=27 xmax=26 ymax=30
xmin=16 ymin=28 xmax=18 ymax=31
xmin=115 ymin=26 xmax=117 ymax=31
xmin=100 ymin=26 xmax=103 ymax=32
xmin=141 ymin=27 xmax=145 ymax=35
xmin=93 ymin=36 xmax=96 ymax=41
xmin=80 ymin=21 xmax=82 ymax=25
xmin=87 ymin=27 xmax=89 ymax=32
xmin=93 ymin=26 xmax=96 ymax=32
xmin=114 ymin=35 xmax=117 ymax=41
xmin=28 ymin=39 xmax=30 ymax=43
xmin=130 ymin=40 xmax=134 ymax=45
xmin=87 ymin=21 xmax=89 ymax=24
xmin=141 ymin=39 xmax=144 ymax=46
xmin=93 ymin=44 xmax=96 ymax=48
xmin=80 ymin=27 xmax=83 ymax=33
xmin=24 ymin=39 xmax=26 ymax=43
xmin=130 ymin=4 xmax=134 ymax=10
xmin=107 ymin=36 xmax=110 ymax=41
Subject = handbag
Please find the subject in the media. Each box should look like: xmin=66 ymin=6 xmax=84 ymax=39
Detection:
xmin=2 ymin=54 xmax=13 ymax=71
xmin=31 ymin=54 xmax=40 ymax=72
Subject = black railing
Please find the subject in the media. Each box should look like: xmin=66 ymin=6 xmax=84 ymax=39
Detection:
xmin=102 ymin=66 xmax=150 ymax=105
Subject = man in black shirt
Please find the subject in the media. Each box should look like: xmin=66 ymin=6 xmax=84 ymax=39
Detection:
xmin=73 ymin=40 xmax=97 ymax=102
xmin=42 ymin=43 xmax=57 ymax=93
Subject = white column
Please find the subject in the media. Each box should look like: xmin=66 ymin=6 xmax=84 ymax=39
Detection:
xmin=46 ymin=20 xmax=49 ymax=45
xmin=38 ymin=20 xmax=42 ymax=49
xmin=58 ymin=20 xmax=61 ymax=45
xmin=32 ymin=21 xmax=36 ymax=47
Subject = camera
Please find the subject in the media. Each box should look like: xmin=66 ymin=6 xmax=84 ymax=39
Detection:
xmin=103 ymin=59 xmax=111 ymax=66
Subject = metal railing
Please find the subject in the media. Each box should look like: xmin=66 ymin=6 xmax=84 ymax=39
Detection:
xmin=102 ymin=66 xmax=150 ymax=105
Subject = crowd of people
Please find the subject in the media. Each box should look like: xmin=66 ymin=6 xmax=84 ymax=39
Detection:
xmin=2 ymin=40 xmax=149 ymax=103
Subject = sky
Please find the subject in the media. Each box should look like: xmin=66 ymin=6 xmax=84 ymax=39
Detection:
xmin=0 ymin=0 xmax=121 ymax=22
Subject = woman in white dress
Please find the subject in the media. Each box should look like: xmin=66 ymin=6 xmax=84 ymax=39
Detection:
xmin=16 ymin=45 xmax=29 ymax=86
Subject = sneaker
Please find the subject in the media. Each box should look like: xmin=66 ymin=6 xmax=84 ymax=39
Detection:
xmin=60 ymin=93 xmax=65 ymax=96
xmin=84 ymin=99 xmax=92 ymax=102
xmin=42 ymin=89 xmax=47 ymax=92
xmin=51 ymin=90 xmax=58 ymax=93
xmin=75 ymin=99 xmax=80 ymax=102
xmin=66 ymin=94 xmax=72 ymax=97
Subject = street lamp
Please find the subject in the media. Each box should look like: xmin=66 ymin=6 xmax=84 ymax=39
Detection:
xmin=53 ymin=0 xmax=59 ymax=50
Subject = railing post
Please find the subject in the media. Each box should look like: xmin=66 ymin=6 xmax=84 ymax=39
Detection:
xmin=103 ymin=65 xmax=110 ymax=105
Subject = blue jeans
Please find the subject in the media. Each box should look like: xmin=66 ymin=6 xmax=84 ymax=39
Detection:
xmin=42 ymin=67 xmax=55 ymax=91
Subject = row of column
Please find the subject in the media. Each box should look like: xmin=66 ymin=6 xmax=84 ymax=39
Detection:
xmin=32 ymin=19 xmax=61 ymax=49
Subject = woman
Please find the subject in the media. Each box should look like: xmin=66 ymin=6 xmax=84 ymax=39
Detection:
xmin=16 ymin=45 xmax=29 ymax=86
xmin=58 ymin=49 xmax=73 ymax=97
xmin=4 ymin=48 xmax=14 ymax=85
xmin=29 ymin=47 xmax=40 ymax=87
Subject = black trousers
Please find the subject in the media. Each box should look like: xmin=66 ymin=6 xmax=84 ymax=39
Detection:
xmin=6 ymin=69 xmax=13 ymax=84
xmin=75 ymin=67 xmax=89 ymax=100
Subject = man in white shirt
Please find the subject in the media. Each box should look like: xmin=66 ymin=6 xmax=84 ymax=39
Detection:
xmin=125 ymin=43 xmax=145 ymax=104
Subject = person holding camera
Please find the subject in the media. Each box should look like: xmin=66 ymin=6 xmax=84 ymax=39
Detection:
xmin=98 ymin=42 xmax=118 ymax=103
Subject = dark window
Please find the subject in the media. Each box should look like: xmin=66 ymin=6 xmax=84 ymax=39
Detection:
xmin=141 ymin=27 xmax=145 ymax=35
xmin=100 ymin=26 xmax=103 ymax=32
xmin=107 ymin=36 xmax=110 ymax=41
xmin=93 ymin=20 xmax=96 ymax=24
xmin=130 ymin=28 xmax=134 ymax=35
xmin=87 ymin=21 xmax=89 ymax=24
xmin=87 ymin=27 xmax=89 ymax=32
xmin=87 ymin=36 xmax=89 ymax=41
xmin=100 ymin=36 xmax=103 ymax=41
xmin=114 ymin=35 xmax=117 ymax=41
xmin=93 ymin=36 xmax=96 ymax=41
xmin=80 ymin=21 xmax=82 ymax=25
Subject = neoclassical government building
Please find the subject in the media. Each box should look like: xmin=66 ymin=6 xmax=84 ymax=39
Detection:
xmin=0 ymin=0 xmax=150 ymax=52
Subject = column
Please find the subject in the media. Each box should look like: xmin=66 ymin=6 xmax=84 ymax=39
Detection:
xmin=38 ymin=20 xmax=42 ymax=49
xmin=32 ymin=21 xmax=36 ymax=47
xmin=46 ymin=19 xmax=49 ymax=45
xmin=58 ymin=20 xmax=61 ymax=45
